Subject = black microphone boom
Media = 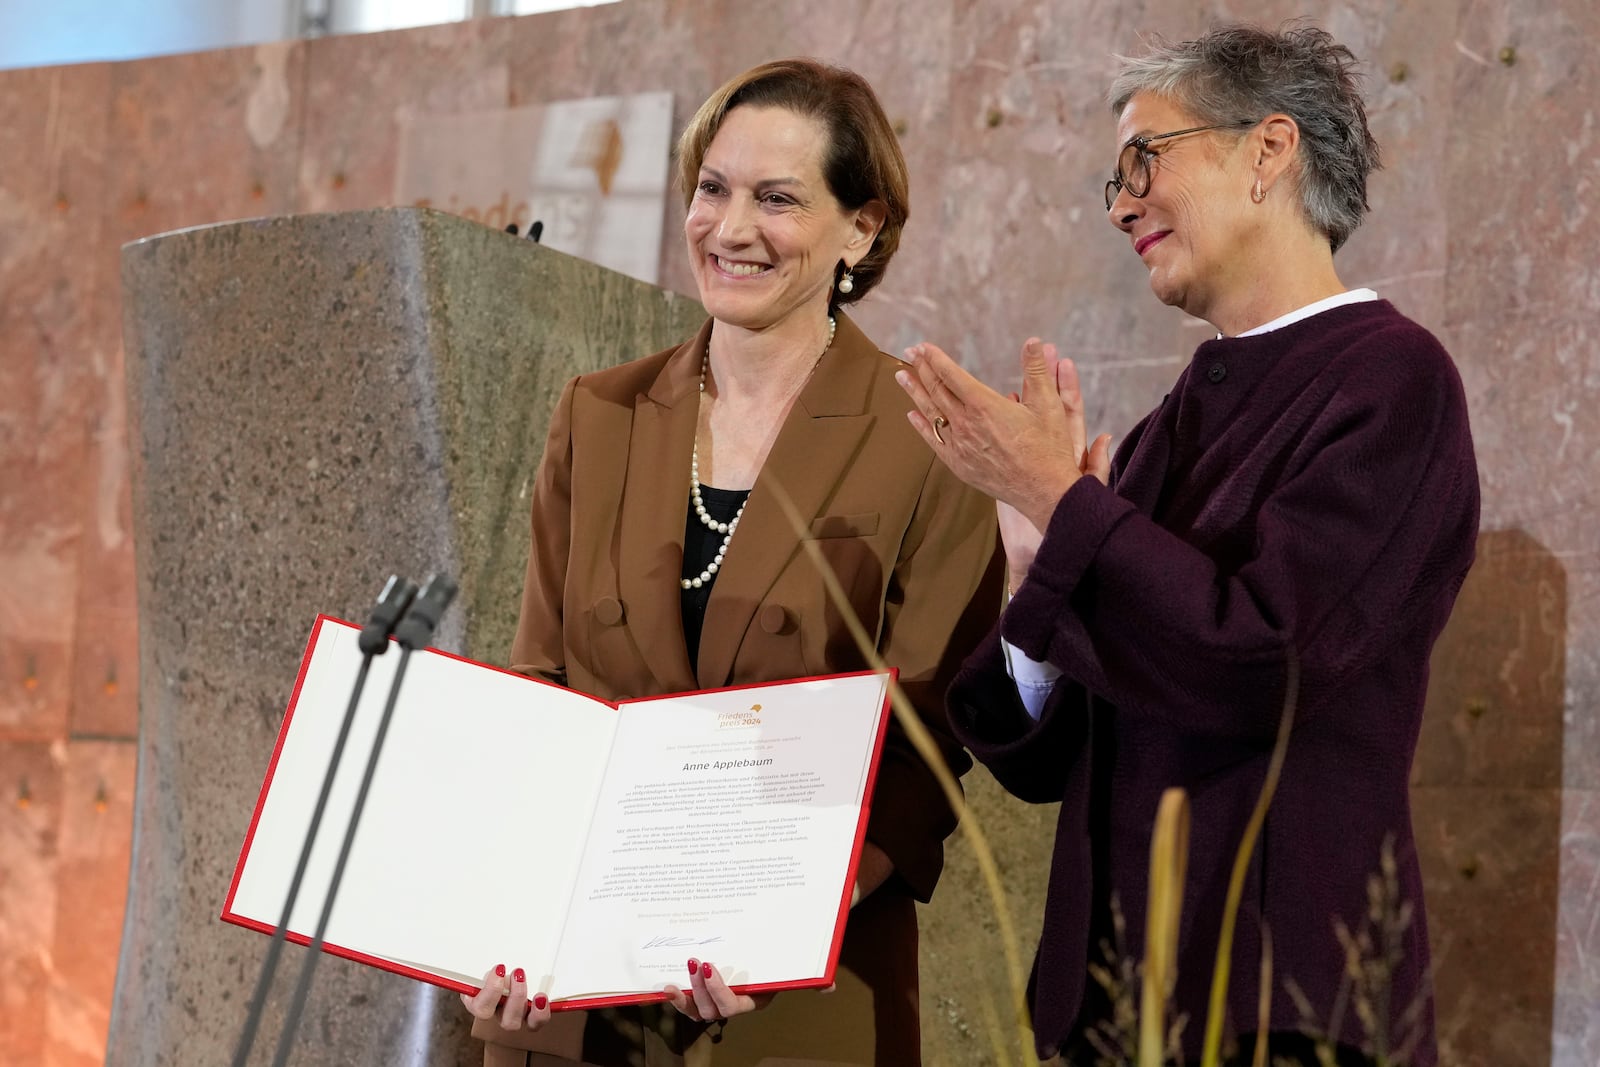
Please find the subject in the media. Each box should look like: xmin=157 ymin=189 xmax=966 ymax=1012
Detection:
xmin=394 ymin=573 xmax=458 ymax=650
xmin=359 ymin=575 xmax=419 ymax=654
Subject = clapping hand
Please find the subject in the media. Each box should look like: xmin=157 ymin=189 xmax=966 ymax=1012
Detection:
xmin=896 ymin=337 xmax=1109 ymax=584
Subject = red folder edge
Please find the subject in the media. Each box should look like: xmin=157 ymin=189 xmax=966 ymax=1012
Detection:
xmin=219 ymin=615 xmax=898 ymax=1010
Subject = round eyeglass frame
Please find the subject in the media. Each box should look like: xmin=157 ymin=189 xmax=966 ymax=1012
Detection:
xmin=1104 ymin=119 xmax=1260 ymax=211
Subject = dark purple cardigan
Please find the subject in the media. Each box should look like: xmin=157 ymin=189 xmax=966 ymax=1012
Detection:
xmin=949 ymin=300 xmax=1478 ymax=1064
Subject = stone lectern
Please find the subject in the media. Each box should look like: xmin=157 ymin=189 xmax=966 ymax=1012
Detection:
xmin=108 ymin=208 xmax=705 ymax=1066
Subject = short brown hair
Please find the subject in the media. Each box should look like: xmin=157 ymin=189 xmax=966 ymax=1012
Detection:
xmin=676 ymin=59 xmax=908 ymax=307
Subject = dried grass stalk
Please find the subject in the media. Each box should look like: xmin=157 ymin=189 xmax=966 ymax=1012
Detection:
xmin=1139 ymin=788 xmax=1190 ymax=1067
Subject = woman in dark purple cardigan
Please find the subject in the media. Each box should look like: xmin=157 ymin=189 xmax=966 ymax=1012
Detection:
xmin=895 ymin=24 xmax=1478 ymax=1067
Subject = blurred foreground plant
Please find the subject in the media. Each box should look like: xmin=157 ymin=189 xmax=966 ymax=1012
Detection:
xmin=1282 ymin=835 xmax=1433 ymax=1067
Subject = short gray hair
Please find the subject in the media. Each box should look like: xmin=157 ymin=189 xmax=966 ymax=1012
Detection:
xmin=1108 ymin=23 xmax=1381 ymax=253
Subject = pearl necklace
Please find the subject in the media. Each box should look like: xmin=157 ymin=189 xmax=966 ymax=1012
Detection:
xmin=681 ymin=315 xmax=837 ymax=590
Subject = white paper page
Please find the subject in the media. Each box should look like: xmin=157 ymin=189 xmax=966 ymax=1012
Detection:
xmin=550 ymin=673 xmax=889 ymax=998
xmin=228 ymin=621 xmax=619 ymax=986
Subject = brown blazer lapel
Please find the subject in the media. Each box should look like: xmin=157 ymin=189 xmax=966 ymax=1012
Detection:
xmin=615 ymin=321 xmax=708 ymax=696
xmin=695 ymin=314 xmax=880 ymax=688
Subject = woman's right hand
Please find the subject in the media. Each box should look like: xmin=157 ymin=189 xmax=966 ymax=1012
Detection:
xmin=460 ymin=963 xmax=553 ymax=1034
xmin=997 ymin=346 xmax=1112 ymax=591
xmin=898 ymin=336 xmax=1106 ymax=531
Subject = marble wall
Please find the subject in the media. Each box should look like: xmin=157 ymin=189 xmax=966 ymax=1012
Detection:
xmin=0 ymin=0 xmax=1594 ymax=1063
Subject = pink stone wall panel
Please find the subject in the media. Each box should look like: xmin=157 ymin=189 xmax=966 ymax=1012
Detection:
xmin=0 ymin=59 xmax=122 ymax=1066
xmin=0 ymin=62 xmax=113 ymax=741
xmin=1414 ymin=530 xmax=1564 ymax=1065
xmin=1413 ymin=783 xmax=1560 ymax=1066
xmin=1554 ymin=788 xmax=1600 ymax=1063
xmin=1416 ymin=529 xmax=1566 ymax=790
xmin=45 ymin=741 xmax=136 ymax=1067
xmin=104 ymin=42 xmax=305 ymax=245
xmin=0 ymin=742 xmax=62 ymax=1065
xmin=1434 ymin=7 xmax=1600 ymax=1058
xmin=298 ymin=21 xmax=511 ymax=215
xmin=69 ymin=86 xmax=137 ymax=742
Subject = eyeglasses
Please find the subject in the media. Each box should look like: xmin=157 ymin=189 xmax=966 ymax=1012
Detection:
xmin=1104 ymin=120 xmax=1259 ymax=211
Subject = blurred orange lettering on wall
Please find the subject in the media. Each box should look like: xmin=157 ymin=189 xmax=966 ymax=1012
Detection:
xmin=412 ymin=193 xmax=532 ymax=232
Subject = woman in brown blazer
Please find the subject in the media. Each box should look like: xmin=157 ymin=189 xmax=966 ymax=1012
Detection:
xmin=461 ymin=59 xmax=1001 ymax=1066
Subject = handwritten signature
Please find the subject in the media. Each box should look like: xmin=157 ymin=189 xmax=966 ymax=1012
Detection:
xmin=642 ymin=934 xmax=726 ymax=949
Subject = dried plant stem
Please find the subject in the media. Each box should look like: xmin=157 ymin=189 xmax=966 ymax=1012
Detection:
xmin=769 ymin=482 xmax=1038 ymax=1067
xmin=1139 ymin=788 xmax=1191 ymax=1067
xmin=1200 ymin=654 xmax=1300 ymax=1067
xmin=1253 ymin=924 xmax=1273 ymax=1067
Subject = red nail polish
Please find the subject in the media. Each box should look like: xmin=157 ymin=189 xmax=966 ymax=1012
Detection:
xmin=513 ymin=967 xmax=526 ymax=984
xmin=687 ymin=958 xmax=699 ymax=976
xmin=700 ymin=961 xmax=712 ymax=979
xmin=533 ymin=993 xmax=548 ymax=1010
xmin=494 ymin=963 xmax=506 ymax=978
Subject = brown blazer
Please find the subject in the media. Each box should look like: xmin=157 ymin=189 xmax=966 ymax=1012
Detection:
xmin=476 ymin=313 xmax=1002 ymax=1065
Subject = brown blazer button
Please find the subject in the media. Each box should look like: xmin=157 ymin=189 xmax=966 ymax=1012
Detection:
xmin=759 ymin=604 xmax=790 ymax=634
xmin=594 ymin=596 xmax=624 ymax=626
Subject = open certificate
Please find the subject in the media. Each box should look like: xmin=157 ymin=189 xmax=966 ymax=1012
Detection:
xmin=222 ymin=616 xmax=893 ymax=1008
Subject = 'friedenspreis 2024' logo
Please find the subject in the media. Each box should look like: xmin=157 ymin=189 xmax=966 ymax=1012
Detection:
xmin=716 ymin=703 xmax=763 ymax=729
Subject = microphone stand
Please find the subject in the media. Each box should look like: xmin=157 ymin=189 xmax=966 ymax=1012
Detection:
xmin=230 ymin=575 xmax=418 ymax=1067
xmin=269 ymin=573 xmax=459 ymax=1067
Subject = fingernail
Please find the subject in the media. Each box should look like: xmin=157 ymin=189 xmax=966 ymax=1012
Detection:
xmin=894 ymin=370 xmax=908 ymax=387
xmin=700 ymin=961 xmax=712 ymax=979
xmin=512 ymin=967 xmax=526 ymax=984
xmin=532 ymin=993 xmax=548 ymax=1010
xmin=687 ymin=958 xmax=699 ymax=976
xmin=494 ymin=963 xmax=506 ymax=978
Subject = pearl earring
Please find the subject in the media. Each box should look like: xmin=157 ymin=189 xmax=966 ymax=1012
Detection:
xmin=837 ymin=270 xmax=854 ymax=295
xmin=1251 ymin=179 xmax=1266 ymax=204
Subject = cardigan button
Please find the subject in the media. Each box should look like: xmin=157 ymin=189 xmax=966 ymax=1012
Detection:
xmin=1206 ymin=361 xmax=1227 ymax=383
xmin=593 ymin=596 xmax=624 ymax=626
xmin=759 ymin=604 xmax=791 ymax=635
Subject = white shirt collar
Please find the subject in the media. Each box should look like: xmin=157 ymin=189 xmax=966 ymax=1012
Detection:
xmin=1227 ymin=288 xmax=1380 ymax=339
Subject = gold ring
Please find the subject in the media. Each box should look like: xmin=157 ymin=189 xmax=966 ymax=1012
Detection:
xmin=932 ymin=415 xmax=949 ymax=444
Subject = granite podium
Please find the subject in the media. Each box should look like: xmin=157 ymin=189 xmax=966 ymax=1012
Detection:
xmin=107 ymin=208 xmax=705 ymax=1065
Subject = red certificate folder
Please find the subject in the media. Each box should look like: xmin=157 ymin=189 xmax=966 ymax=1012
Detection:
xmin=222 ymin=616 xmax=893 ymax=1010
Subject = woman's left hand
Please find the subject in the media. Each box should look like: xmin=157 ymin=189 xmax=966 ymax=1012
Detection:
xmin=663 ymin=844 xmax=881 ymax=1025
xmin=896 ymin=338 xmax=1106 ymax=532
xmin=665 ymin=959 xmax=774 ymax=1024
